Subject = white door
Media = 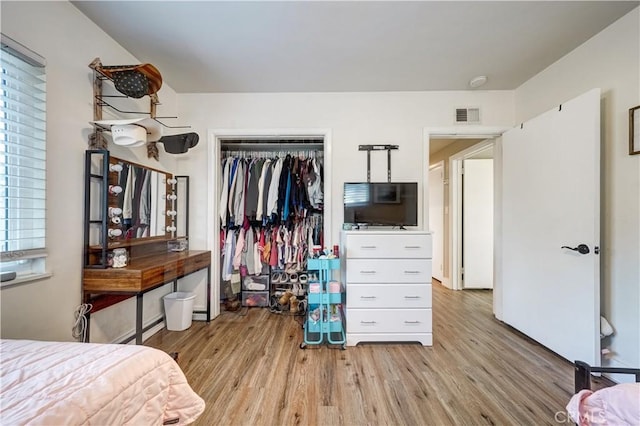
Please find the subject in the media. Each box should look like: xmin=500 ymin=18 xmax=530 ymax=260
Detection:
xmin=501 ymin=88 xmax=600 ymax=366
xmin=462 ymin=159 xmax=493 ymax=289
xmin=429 ymin=164 xmax=444 ymax=283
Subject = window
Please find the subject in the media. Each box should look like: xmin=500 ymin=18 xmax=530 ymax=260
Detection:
xmin=0 ymin=34 xmax=48 ymax=286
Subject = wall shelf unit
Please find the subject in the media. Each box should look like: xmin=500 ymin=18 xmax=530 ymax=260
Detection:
xmin=88 ymin=58 xmax=191 ymax=155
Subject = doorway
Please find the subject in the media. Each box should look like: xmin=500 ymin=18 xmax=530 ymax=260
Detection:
xmin=428 ymin=161 xmax=445 ymax=285
xmin=461 ymin=149 xmax=494 ymax=289
xmin=424 ymin=128 xmax=505 ymax=297
xmin=450 ymin=139 xmax=495 ymax=291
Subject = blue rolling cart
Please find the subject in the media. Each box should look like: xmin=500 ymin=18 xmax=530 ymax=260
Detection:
xmin=300 ymin=257 xmax=346 ymax=350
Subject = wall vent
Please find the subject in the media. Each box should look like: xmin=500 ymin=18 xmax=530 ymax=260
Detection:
xmin=455 ymin=107 xmax=480 ymax=124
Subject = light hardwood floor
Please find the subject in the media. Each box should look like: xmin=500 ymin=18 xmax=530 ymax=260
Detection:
xmin=146 ymin=281 xmax=583 ymax=425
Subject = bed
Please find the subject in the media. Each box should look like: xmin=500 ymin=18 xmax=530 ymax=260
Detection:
xmin=567 ymin=360 xmax=640 ymax=425
xmin=0 ymin=339 xmax=205 ymax=425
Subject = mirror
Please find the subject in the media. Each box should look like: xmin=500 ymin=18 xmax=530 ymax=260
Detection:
xmin=107 ymin=156 xmax=170 ymax=242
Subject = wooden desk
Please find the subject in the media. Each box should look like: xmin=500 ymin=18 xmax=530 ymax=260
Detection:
xmin=83 ymin=250 xmax=211 ymax=344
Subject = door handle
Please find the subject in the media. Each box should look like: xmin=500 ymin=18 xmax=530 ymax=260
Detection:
xmin=561 ymin=244 xmax=590 ymax=255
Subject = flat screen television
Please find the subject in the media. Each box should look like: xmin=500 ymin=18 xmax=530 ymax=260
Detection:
xmin=343 ymin=182 xmax=418 ymax=227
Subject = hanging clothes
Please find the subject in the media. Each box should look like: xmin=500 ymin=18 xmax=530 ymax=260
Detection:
xmin=256 ymin=159 xmax=272 ymax=221
xmin=219 ymin=158 xmax=231 ymax=225
xmin=218 ymin=145 xmax=325 ymax=302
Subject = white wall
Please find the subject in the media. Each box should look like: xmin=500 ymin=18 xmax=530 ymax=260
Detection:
xmin=177 ymin=91 xmax=514 ymax=322
xmin=0 ymin=1 xmax=181 ymax=343
xmin=515 ymin=8 xmax=640 ymax=371
xmin=178 ymin=91 xmax=515 ymax=250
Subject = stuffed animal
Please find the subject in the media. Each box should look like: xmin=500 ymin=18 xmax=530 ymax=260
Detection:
xmin=278 ymin=290 xmax=293 ymax=306
xmin=290 ymin=295 xmax=299 ymax=313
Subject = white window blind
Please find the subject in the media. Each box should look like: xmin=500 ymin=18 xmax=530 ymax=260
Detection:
xmin=0 ymin=34 xmax=48 ymax=284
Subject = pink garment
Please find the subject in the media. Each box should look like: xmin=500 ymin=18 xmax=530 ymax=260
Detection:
xmin=567 ymin=383 xmax=640 ymax=425
xmin=257 ymin=229 xmax=265 ymax=252
xmin=269 ymin=228 xmax=279 ymax=267
xmin=232 ymin=228 xmax=245 ymax=270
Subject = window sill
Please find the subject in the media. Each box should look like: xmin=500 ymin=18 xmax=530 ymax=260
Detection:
xmin=0 ymin=272 xmax=53 ymax=289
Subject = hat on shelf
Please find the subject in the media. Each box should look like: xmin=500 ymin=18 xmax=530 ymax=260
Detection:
xmin=158 ymin=132 xmax=199 ymax=154
xmin=89 ymin=57 xmax=162 ymax=99
xmin=91 ymin=118 xmax=163 ymax=147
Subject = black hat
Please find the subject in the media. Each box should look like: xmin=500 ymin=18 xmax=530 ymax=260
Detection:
xmin=159 ymin=133 xmax=199 ymax=154
xmin=90 ymin=57 xmax=163 ymax=99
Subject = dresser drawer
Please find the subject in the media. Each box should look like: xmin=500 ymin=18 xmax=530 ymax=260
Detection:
xmin=347 ymin=284 xmax=432 ymax=308
xmin=347 ymin=309 xmax=432 ymax=333
xmin=346 ymin=259 xmax=431 ymax=283
xmin=345 ymin=233 xmax=431 ymax=259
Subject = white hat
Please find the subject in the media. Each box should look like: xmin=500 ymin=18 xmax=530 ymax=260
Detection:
xmin=91 ymin=118 xmax=163 ymax=146
xmin=110 ymin=124 xmax=146 ymax=147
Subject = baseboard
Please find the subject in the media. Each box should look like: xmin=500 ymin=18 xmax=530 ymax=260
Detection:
xmin=112 ymin=314 xmax=165 ymax=344
xmin=192 ymin=312 xmax=208 ymax=321
xmin=113 ymin=309 xmax=210 ymax=344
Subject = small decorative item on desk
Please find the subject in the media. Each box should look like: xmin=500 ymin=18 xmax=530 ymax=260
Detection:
xmin=109 ymin=248 xmax=128 ymax=268
xmin=168 ymin=237 xmax=188 ymax=252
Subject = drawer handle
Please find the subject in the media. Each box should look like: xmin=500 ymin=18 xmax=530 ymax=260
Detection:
xmin=404 ymin=320 xmax=421 ymax=324
xmin=360 ymin=320 xmax=377 ymax=324
xmin=404 ymin=296 xmax=421 ymax=299
xmin=404 ymin=246 xmax=421 ymax=249
xmin=361 ymin=245 xmax=377 ymax=249
xmin=404 ymin=270 xmax=421 ymax=274
xmin=360 ymin=296 xmax=377 ymax=299
xmin=360 ymin=270 xmax=377 ymax=274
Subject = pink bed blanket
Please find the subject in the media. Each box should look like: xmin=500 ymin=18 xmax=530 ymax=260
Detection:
xmin=567 ymin=383 xmax=640 ymax=425
xmin=0 ymin=339 xmax=205 ymax=425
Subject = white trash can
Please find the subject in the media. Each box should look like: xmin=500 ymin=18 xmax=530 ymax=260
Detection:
xmin=163 ymin=292 xmax=196 ymax=331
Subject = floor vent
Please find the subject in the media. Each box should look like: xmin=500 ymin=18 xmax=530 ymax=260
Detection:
xmin=455 ymin=108 xmax=480 ymax=124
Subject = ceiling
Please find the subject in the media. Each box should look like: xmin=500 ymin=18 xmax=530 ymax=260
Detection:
xmin=71 ymin=1 xmax=638 ymax=94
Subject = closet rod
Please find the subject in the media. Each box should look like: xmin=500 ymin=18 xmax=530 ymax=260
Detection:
xmin=221 ymin=142 xmax=324 ymax=151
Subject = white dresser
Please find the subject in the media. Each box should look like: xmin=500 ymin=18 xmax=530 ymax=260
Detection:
xmin=341 ymin=230 xmax=432 ymax=346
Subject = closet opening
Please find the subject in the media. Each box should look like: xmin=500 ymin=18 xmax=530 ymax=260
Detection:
xmin=215 ymin=135 xmax=330 ymax=317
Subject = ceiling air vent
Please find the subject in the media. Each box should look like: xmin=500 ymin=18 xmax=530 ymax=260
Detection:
xmin=455 ymin=107 xmax=480 ymax=124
